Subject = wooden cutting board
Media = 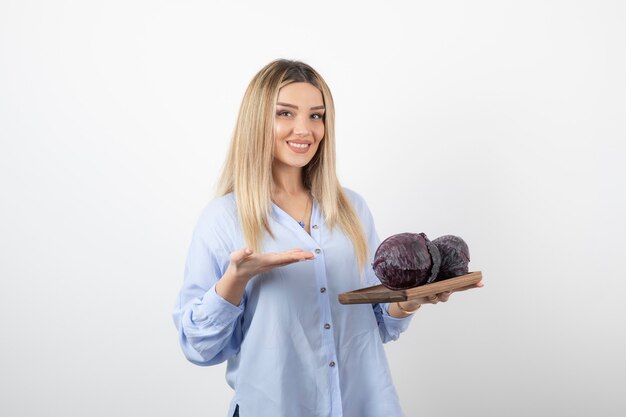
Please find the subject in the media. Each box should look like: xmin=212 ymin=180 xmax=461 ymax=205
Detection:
xmin=338 ymin=271 xmax=483 ymax=305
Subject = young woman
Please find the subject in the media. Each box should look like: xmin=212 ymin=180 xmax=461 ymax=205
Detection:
xmin=173 ymin=59 xmax=480 ymax=417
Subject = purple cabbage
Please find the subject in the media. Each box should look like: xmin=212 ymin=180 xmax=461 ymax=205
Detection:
xmin=372 ymin=232 xmax=441 ymax=290
xmin=432 ymin=235 xmax=470 ymax=280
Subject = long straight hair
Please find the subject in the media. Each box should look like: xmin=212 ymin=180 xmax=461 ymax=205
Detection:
xmin=215 ymin=59 xmax=369 ymax=272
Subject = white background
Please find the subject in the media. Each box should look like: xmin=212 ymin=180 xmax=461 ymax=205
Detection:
xmin=1 ymin=1 xmax=625 ymax=416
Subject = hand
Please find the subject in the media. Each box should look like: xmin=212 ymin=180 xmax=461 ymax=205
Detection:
xmin=399 ymin=280 xmax=484 ymax=311
xmin=226 ymin=247 xmax=315 ymax=282
xmin=217 ymin=247 xmax=315 ymax=306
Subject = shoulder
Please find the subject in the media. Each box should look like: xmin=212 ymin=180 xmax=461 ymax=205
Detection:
xmin=197 ymin=192 xmax=238 ymax=225
xmin=341 ymin=186 xmax=375 ymax=222
xmin=193 ymin=193 xmax=240 ymax=249
xmin=342 ymin=186 xmax=369 ymax=213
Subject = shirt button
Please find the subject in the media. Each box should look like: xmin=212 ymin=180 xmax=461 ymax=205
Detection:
xmin=320 ymin=287 xmax=326 ymax=293
xmin=324 ymin=323 xmax=331 ymax=329
xmin=329 ymin=361 xmax=336 ymax=367
xmin=315 ymin=248 xmax=321 ymax=254
xmin=312 ymin=225 xmax=319 ymax=229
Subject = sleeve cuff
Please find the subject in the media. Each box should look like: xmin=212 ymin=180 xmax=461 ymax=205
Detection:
xmin=382 ymin=302 xmax=413 ymax=330
xmin=191 ymin=283 xmax=245 ymax=327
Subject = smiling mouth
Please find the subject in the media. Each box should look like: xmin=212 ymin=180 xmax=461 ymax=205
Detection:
xmin=287 ymin=141 xmax=311 ymax=152
xmin=288 ymin=142 xmax=310 ymax=148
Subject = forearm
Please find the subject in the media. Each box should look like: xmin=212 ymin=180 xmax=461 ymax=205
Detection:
xmin=175 ymin=283 xmax=245 ymax=365
xmin=215 ymin=267 xmax=249 ymax=306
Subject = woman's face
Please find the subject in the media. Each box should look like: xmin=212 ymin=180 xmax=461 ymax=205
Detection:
xmin=273 ymin=82 xmax=325 ymax=170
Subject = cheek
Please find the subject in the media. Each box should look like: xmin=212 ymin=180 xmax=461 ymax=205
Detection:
xmin=314 ymin=124 xmax=325 ymax=141
xmin=274 ymin=120 xmax=290 ymax=140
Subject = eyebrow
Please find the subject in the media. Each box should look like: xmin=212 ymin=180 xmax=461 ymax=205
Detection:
xmin=276 ymin=102 xmax=325 ymax=111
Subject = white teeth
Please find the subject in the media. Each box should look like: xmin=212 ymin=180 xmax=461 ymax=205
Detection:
xmin=288 ymin=142 xmax=310 ymax=148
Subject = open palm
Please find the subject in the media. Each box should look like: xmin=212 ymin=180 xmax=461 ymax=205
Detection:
xmin=227 ymin=247 xmax=315 ymax=281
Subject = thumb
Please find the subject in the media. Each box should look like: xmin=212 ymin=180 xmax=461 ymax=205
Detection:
xmin=230 ymin=247 xmax=253 ymax=263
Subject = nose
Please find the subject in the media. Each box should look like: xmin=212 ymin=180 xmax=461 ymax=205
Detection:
xmin=293 ymin=118 xmax=311 ymax=136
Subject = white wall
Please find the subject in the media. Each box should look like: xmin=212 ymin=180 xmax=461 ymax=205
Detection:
xmin=1 ymin=1 xmax=624 ymax=416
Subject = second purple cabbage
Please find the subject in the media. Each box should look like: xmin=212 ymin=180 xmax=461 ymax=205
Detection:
xmin=432 ymin=235 xmax=470 ymax=280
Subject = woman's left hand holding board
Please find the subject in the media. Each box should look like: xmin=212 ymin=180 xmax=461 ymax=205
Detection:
xmin=215 ymin=248 xmax=315 ymax=306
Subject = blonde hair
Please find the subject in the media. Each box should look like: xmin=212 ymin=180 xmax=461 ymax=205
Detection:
xmin=216 ymin=59 xmax=369 ymax=272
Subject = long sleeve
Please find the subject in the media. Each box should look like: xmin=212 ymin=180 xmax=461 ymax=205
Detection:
xmin=354 ymin=192 xmax=414 ymax=343
xmin=172 ymin=202 xmax=245 ymax=366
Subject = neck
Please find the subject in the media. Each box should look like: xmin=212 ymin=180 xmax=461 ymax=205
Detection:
xmin=272 ymin=164 xmax=306 ymax=196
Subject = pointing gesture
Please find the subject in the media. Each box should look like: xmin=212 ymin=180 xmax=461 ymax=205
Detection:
xmin=216 ymin=247 xmax=315 ymax=306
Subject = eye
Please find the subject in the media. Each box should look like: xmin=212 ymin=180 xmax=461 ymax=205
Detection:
xmin=277 ymin=110 xmax=292 ymax=117
xmin=311 ymin=113 xmax=324 ymax=120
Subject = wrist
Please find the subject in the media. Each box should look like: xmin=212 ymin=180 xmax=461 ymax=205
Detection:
xmin=225 ymin=265 xmax=251 ymax=284
xmin=216 ymin=267 xmax=249 ymax=307
xmin=396 ymin=301 xmax=421 ymax=315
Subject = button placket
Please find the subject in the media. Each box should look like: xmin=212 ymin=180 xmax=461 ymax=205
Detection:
xmin=308 ymin=201 xmax=339 ymax=398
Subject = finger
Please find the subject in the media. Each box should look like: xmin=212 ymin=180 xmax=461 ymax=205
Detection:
xmin=252 ymin=249 xmax=313 ymax=265
xmin=258 ymin=256 xmax=313 ymax=272
xmin=272 ymin=249 xmax=313 ymax=259
xmin=292 ymin=249 xmax=314 ymax=259
xmin=267 ymin=259 xmax=307 ymax=270
xmin=286 ymin=249 xmax=314 ymax=259
xmin=438 ymin=291 xmax=452 ymax=302
xmin=428 ymin=295 xmax=439 ymax=304
xmin=264 ymin=251 xmax=314 ymax=266
xmin=284 ymin=250 xmax=314 ymax=261
xmin=284 ymin=248 xmax=307 ymax=254
xmin=451 ymin=281 xmax=483 ymax=293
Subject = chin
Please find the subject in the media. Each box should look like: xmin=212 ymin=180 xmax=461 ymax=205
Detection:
xmin=288 ymin=159 xmax=312 ymax=168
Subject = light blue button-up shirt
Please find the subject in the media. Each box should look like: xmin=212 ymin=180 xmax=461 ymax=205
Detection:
xmin=173 ymin=188 xmax=413 ymax=417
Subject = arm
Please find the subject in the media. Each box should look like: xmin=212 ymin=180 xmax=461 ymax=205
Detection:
xmin=346 ymin=190 xmax=415 ymax=342
xmin=173 ymin=206 xmax=315 ymax=366
xmin=351 ymin=190 xmax=484 ymax=341
xmin=172 ymin=225 xmax=245 ymax=366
